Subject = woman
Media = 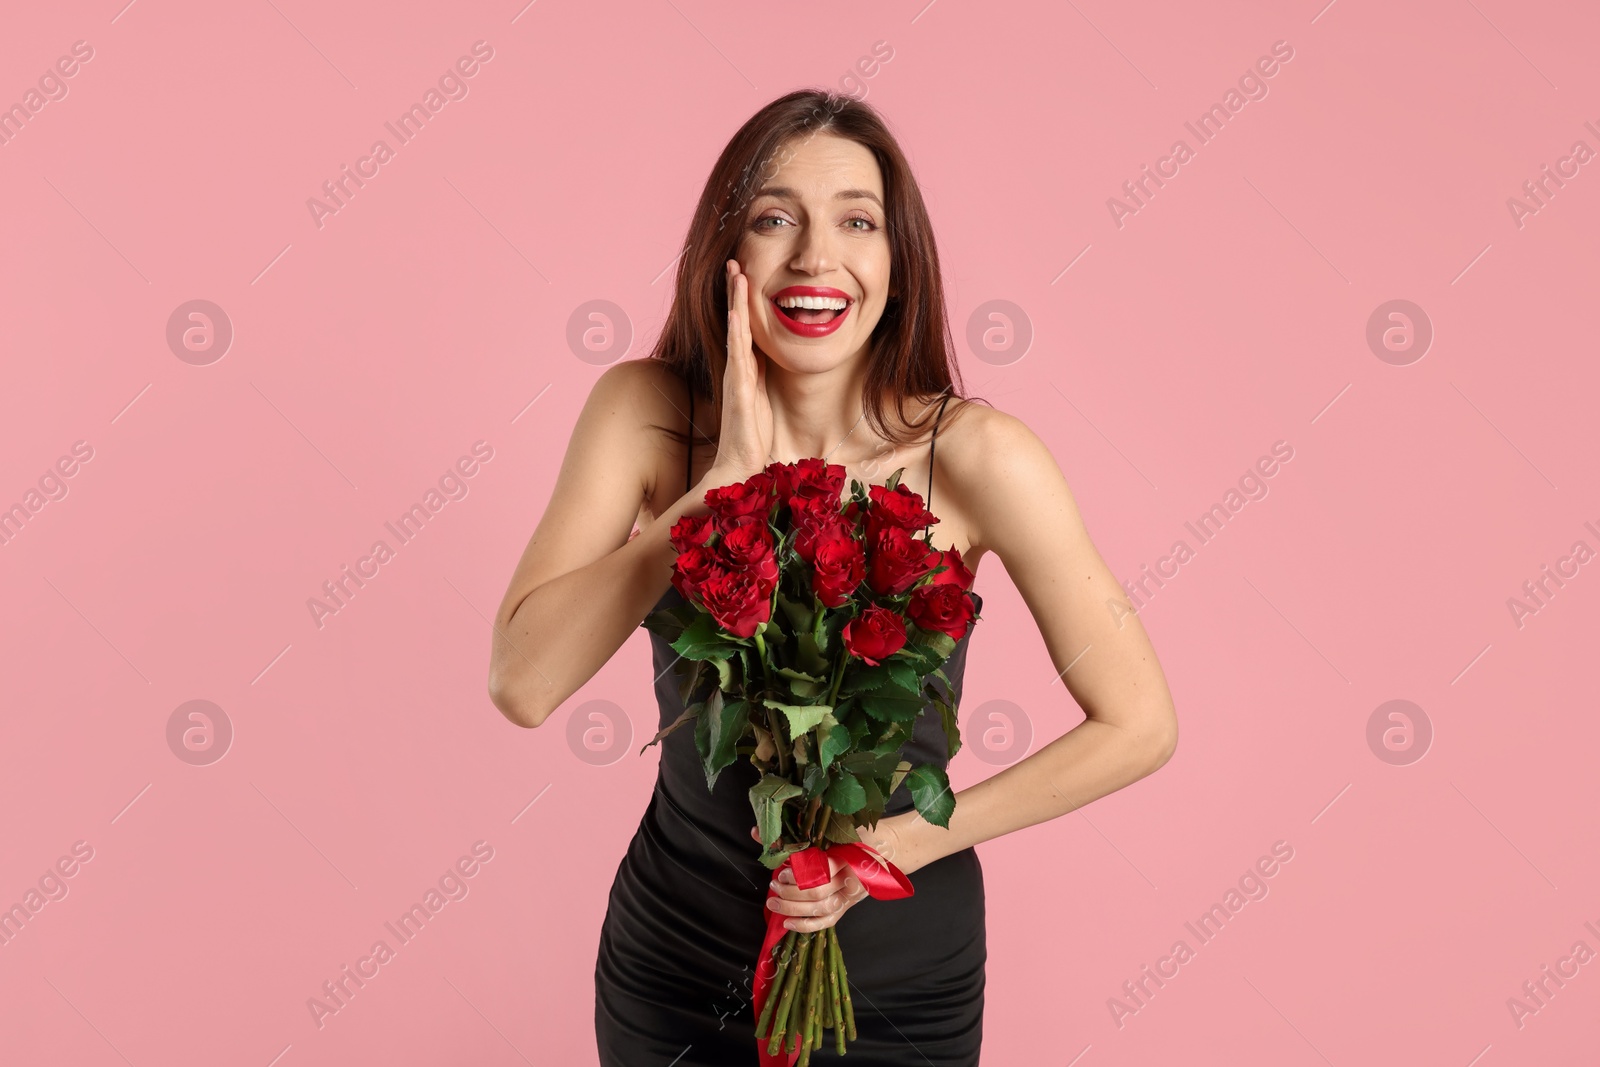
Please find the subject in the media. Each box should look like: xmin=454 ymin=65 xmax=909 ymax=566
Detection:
xmin=488 ymin=90 xmax=1178 ymax=1065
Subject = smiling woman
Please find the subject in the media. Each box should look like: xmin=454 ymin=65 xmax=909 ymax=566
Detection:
xmin=487 ymin=88 xmax=1178 ymax=1066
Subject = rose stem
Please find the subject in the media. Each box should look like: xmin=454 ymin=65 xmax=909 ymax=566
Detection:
xmin=812 ymin=943 xmax=827 ymax=1051
xmin=800 ymin=795 xmax=820 ymax=840
xmin=772 ymin=708 xmax=790 ymax=778
xmin=825 ymin=650 xmax=847 ymax=707
xmin=830 ymin=925 xmax=857 ymax=1041
xmin=804 ymin=922 xmax=826 ymax=1051
xmin=821 ymin=954 xmax=833 ymax=1034
xmin=825 ymin=928 xmax=845 ymax=1054
xmin=811 ymin=804 xmax=833 ymax=847
xmin=755 ymin=930 xmax=797 ymax=1039
xmin=767 ymin=931 xmax=810 ymax=1055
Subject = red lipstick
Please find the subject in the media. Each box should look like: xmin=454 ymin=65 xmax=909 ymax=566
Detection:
xmin=770 ymin=285 xmax=854 ymax=338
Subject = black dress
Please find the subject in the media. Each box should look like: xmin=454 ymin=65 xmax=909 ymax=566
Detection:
xmin=595 ymin=395 xmax=985 ymax=1065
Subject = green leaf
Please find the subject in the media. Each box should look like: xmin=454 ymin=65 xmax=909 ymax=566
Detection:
xmin=702 ymin=696 xmax=749 ymax=789
xmin=640 ymin=700 xmax=704 ymax=754
xmin=858 ymin=775 xmax=885 ymax=816
xmin=822 ymin=810 xmax=861 ymax=845
xmin=749 ymin=774 xmax=803 ymax=846
xmin=845 ymin=710 xmax=872 ymax=747
xmin=868 ymin=720 xmax=911 ymax=758
xmin=640 ymin=603 xmax=694 ymax=642
xmin=802 ymin=759 xmax=828 ymax=798
xmin=764 ymin=699 xmax=833 ymax=737
xmin=886 ymin=660 xmax=920 ymax=694
xmin=775 ymin=666 xmax=827 ymax=700
xmin=795 ymin=633 xmax=828 ymax=676
xmin=824 ymin=773 xmax=867 ymax=815
xmin=839 ymin=663 xmax=891 ymax=697
xmin=714 ymin=656 xmax=737 ymax=692
xmin=757 ymin=841 xmax=805 ymax=870
xmin=911 ymin=629 xmax=957 ymax=662
xmin=932 ymin=687 xmax=962 ymax=759
xmin=671 ymin=613 xmax=743 ymax=661
xmin=776 ymin=591 xmax=815 ymax=634
xmin=859 ymin=685 xmax=926 ymax=722
xmin=887 ymin=759 xmax=913 ymax=796
xmin=675 ymin=658 xmax=705 ymax=706
xmin=892 ymin=644 xmax=940 ymax=675
xmin=817 ymin=714 xmax=851 ymax=772
xmin=838 ymin=751 xmax=903 ymax=778
xmin=906 ymin=765 xmax=955 ymax=828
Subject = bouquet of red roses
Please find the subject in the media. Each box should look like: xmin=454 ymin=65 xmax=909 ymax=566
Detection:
xmin=641 ymin=457 xmax=978 ymax=1064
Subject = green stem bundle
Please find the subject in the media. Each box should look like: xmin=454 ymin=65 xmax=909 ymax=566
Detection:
xmin=758 ymin=841 xmax=858 ymax=1058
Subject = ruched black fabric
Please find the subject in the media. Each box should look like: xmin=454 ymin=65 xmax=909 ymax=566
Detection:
xmin=595 ymin=393 xmax=984 ymax=1065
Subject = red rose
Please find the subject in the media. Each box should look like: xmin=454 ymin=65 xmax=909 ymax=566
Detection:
xmin=866 ymin=525 xmax=939 ymax=596
xmin=717 ymin=515 xmax=773 ymax=557
xmin=789 ymin=457 xmax=846 ymax=505
xmin=669 ymin=513 xmax=716 ymax=553
xmin=811 ymin=528 xmax=865 ymax=608
xmin=698 ymin=565 xmax=772 ymax=639
xmin=672 ymin=545 xmax=718 ymax=602
xmin=866 ymin=482 xmax=935 ymax=541
xmin=706 ymin=471 xmax=777 ymax=525
xmin=790 ymin=497 xmax=850 ymax=565
xmin=922 ymin=547 xmax=974 ymax=591
xmin=842 ymin=605 xmax=907 ymax=666
xmin=763 ymin=461 xmax=799 ymax=503
xmin=718 ymin=518 xmax=779 ymax=594
xmin=907 ymin=582 xmax=975 ymax=640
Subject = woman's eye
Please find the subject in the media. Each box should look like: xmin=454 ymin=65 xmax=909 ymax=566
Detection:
xmin=755 ymin=216 xmax=789 ymax=230
xmin=845 ymin=217 xmax=876 ymax=231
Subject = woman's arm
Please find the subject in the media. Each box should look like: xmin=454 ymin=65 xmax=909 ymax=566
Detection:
xmin=487 ymin=360 xmax=715 ymax=729
xmin=886 ymin=406 xmax=1179 ymax=873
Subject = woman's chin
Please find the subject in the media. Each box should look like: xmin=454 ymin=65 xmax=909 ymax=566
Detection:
xmin=753 ymin=336 xmax=865 ymax=375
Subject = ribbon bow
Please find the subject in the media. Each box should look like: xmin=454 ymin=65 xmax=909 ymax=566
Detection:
xmin=751 ymin=842 xmax=914 ymax=1066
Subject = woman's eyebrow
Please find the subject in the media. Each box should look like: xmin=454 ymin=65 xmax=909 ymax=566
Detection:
xmin=753 ymin=185 xmax=884 ymax=209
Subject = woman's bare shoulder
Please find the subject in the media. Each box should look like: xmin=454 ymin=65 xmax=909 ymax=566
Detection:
xmin=929 ymin=397 xmax=1067 ymax=531
xmin=578 ymin=358 xmax=696 ymax=448
xmin=914 ymin=394 xmax=1029 ymax=463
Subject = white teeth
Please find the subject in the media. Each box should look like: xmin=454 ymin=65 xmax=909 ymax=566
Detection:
xmin=776 ymin=295 xmax=849 ymax=310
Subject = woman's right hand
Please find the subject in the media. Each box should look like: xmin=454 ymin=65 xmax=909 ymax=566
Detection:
xmin=707 ymin=258 xmax=774 ymax=484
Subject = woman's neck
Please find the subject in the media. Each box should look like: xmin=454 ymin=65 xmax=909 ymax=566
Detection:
xmin=762 ymin=353 xmax=875 ymax=462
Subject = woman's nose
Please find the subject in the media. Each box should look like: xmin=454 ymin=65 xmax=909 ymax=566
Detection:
xmin=789 ymin=223 xmax=838 ymax=275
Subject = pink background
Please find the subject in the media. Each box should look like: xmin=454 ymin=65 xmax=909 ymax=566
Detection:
xmin=2 ymin=0 xmax=1597 ymax=1063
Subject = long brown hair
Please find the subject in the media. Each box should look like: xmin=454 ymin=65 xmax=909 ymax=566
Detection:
xmin=648 ymin=88 xmax=980 ymax=452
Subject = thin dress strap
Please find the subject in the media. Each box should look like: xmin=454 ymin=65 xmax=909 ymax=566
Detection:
xmin=686 ymin=388 xmax=695 ymax=494
xmin=927 ymin=393 xmax=952 ymax=521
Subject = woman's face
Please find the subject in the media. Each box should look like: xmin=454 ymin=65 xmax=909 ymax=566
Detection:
xmin=734 ymin=131 xmax=892 ymax=376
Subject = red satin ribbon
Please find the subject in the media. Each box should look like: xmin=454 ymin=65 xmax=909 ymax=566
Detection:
xmin=751 ymin=842 xmax=914 ymax=1066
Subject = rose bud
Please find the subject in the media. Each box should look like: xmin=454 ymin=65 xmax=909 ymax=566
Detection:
xmin=812 ymin=529 xmax=866 ymax=608
xmin=842 ymin=605 xmax=908 ymax=666
xmin=706 ymin=471 xmax=777 ymax=524
xmin=922 ymin=546 xmax=975 ymax=591
xmin=669 ymin=512 xmax=716 ymax=553
xmin=672 ymin=545 xmax=718 ymax=603
xmin=865 ymin=482 xmax=935 ymax=540
xmin=908 ymin=582 xmax=975 ymax=640
xmin=866 ymin=525 xmax=940 ymax=597
xmin=698 ymin=566 xmax=772 ymax=639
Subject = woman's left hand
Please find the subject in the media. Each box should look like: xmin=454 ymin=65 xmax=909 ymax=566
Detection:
xmin=749 ymin=816 xmax=920 ymax=933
